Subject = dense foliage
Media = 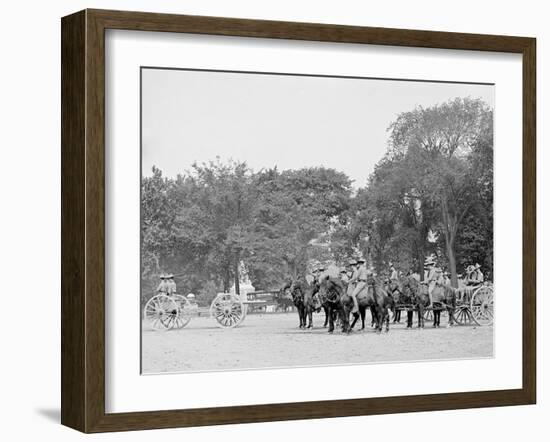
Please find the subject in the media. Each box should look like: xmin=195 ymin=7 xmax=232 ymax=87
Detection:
xmin=142 ymin=97 xmax=493 ymax=302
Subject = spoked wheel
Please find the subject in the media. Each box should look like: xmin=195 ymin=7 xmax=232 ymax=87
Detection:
xmin=210 ymin=294 xmax=246 ymax=328
xmin=452 ymin=304 xmax=480 ymax=326
xmin=470 ymin=286 xmax=494 ymax=326
xmin=143 ymin=294 xmax=179 ymax=331
xmin=170 ymin=294 xmax=193 ymax=329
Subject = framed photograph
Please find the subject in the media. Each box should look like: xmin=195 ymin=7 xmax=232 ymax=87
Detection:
xmin=61 ymin=9 xmax=536 ymax=433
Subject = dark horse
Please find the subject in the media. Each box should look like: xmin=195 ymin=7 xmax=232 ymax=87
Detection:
xmin=402 ymin=278 xmax=457 ymax=328
xmin=317 ymin=276 xmax=354 ymax=333
xmin=284 ymin=278 xmax=329 ymax=329
xmin=386 ymin=279 xmax=407 ymax=323
xmin=431 ymin=283 xmax=458 ymax=328
xmin=349 ymin=275 xmax=392 ymax=333
xmin=398 ymin=278 xmax=431 ymax=328
xmin=396 ymin=277 xmax=427 ymax=328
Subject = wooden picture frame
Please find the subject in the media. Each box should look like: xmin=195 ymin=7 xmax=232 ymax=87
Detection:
xmin=61 ymin=8 xmax=536 ymax=433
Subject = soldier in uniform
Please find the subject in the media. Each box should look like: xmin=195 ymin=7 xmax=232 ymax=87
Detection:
xmin=339 ymin=266 xmax=350 ymax=284
xmin=424 ymin=257 xmax=437 ymax=305
xmin=349 ymin=258 xmax=367 ymax=314
xmin=311 ymin=265 xmax=324 ymax=310
xmin=156 ymin=274 xmax=168 ymax=294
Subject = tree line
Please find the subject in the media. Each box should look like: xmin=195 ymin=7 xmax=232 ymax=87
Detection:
xmin=141 ymin=97 xmax=493 ymax=303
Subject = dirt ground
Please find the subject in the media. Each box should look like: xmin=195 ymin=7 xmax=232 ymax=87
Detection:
xmin=141 ymin=311 xmax=493 ymax=374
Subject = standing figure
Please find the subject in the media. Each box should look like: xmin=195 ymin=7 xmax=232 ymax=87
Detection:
xmin=424 ymin=256 xmax=437 ymax=305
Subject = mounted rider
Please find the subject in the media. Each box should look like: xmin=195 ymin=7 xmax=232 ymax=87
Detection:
xmin=310 ymin=265 xmax=325 ymax=310
xmin=339 ymin=263 xmax=351 ymax=284
xmin=348 ymin=257 xmax=367 ymax=314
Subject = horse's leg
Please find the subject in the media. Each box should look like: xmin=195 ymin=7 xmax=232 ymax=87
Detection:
xmin=350 ymin=307 xmax=360 ymax=330
xmin=307 ymin=307 xmax=313 ymax=329
xmin=340 ymin=308 xmax=348 ymax=333
xmin=417 ymin=305 xmax=423 ymax=328
xmin=407 ymin=310 xmax=413 ymax=328
xmin=323 ymin=306 xmax=329 ymax=327
xmin=328 ymin=307 xmax=335 ymax=333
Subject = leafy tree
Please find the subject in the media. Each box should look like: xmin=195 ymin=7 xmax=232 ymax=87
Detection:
xmin=386 ymin=98 xmax=493 ymax=286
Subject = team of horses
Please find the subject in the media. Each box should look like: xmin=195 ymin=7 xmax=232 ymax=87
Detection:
xmin=283 ymin=274 xmax=459 ymax=334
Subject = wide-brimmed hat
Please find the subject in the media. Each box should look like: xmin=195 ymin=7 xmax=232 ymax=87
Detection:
xmin=159 ymin=274 xmax=166 ymax=279
xmin=166 ymin=274 xmax=174 ymax=278
xmin=187 ymin=293 xmax=195 ymax=298
xmin=348 ymin=258 xmax=357 ymax=266
xmin=357 ymin=258 xmax=366 ymax=264
xmin=474 ymin=263 xmax=481 ymax=269
xmin=424 ymin=256 xmax=436 ymax=266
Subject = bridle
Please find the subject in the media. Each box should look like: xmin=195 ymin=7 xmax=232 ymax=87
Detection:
xmin=320 ymin=281 xmax=341 ymax=304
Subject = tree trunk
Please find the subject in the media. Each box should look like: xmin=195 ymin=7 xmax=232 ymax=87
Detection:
xmin=223 ymin=265 xmax=230 ymax=293
xmin=234 ymin=250 xmax=240 ymax=295
xmin=441 ymin=200 xmax=458 ymax=288
xmin=446 ymin=236 xmax=458 ymax=288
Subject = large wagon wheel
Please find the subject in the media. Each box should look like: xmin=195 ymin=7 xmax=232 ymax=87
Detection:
xmin=143 ymin=294 xmax=179 ymax=331
xmin=470 ymin=285 xmax=494 ymax=326
xmin=169 ymin=294 xmax=193 ymax=329
xmin=452 ymin=304 xmax=479 ymax=326
xmin=210 ymin=293 xmax=246 ymax=328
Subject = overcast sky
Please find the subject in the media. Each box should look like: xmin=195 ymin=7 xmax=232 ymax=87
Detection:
xmin=142 ymin=68 xmax=494 ymax=189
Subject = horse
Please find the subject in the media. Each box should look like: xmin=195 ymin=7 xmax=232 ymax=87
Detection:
xmin=397 ymin=277 xmax=425 ymax=328
xmin=286 ymin=278 xmax=330 ymax=329
xmin=387 ymin=279 xmax=407 ymax=323
xmin=275 ymin=287 xmax=295 ymax=312
xmin=317 ymin=276 xmax=354 ymax=333
xmin=284 ymin=279 xmax=314 ymax=329
xmin=349 ymin=275 xmax=391 ymax=333
xmin=403 ymin=278 xmax=431 ymax=328
xmin=431 ymin=284 xmax=458 ymax=327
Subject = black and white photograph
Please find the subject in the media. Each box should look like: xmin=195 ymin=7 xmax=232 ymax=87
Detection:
xmin=140 ymin=67 xmax=495 ymax=374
